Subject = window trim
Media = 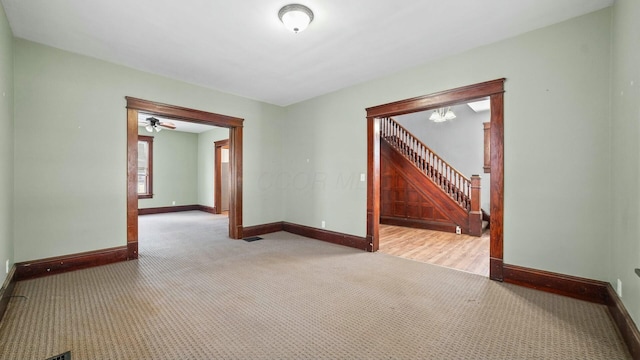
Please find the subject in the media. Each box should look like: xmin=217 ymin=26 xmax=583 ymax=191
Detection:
xmin=138 ymin=135 xmax=154 ymax=199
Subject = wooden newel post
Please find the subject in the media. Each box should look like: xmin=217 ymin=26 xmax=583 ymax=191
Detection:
xmin=469 ymin=175 xmax=482 ymax=237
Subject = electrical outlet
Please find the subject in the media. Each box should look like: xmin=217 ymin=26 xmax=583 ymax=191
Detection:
xmin=172 ymin=201 xmax=176 ymax=206
xmin=5 ymin=259 xmax=8 ymax=274
xmin=617 ymin=279 xmax=622 ymax=297
xmin=455 ymin=226 xmax=461 ymax=235
xmin=360 ymin=173 xmax=366 ymax=182
xmin=321 ymin=221 xmax=326 ymax=229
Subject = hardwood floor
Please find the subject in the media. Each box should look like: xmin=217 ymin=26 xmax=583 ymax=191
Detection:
xmin=379 ymin=224 xmax=490 ymax=277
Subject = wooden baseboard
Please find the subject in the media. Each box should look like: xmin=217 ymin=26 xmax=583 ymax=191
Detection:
xmin=503 ymin=264 xmax=608 ymax=304
xmin=380 ymin=216 xmax=457 ymax=234
xmin=15 ymin=246 xmax=129 ymax=281
xmin=282 ymin=222 xmax=368 ymax=251
xmin=606 ymin=284 xmax=640 ymax=359
xmin=243 ymin=222 xmax=284 ymax=238
xmin=198 ymin=205 xmax=217 ymax=214
xmin=138 ymin=205 xmax=200 ymax=215
xmin=0 ymin=265 xmax=16 ymax=322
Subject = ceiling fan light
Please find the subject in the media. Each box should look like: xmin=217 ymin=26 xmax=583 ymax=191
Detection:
xmin=429 ymin=111 xmax=440 ymax=121
xmin=155 ymin=126 xmax=161 ymax=132
xmin=279 ymin=4 xmax=314 ymax=33
xmin=145 ymin=125 xmax=153 ymax=132
xmin=444 ymin=108 xmax=456 ymax=120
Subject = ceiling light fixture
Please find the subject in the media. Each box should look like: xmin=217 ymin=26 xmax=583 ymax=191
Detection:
xmin=278 ymin=4 xmax=314 ymax=33
xmin=141 ymin=117 xmax=176 ymax=132
xmin=429 ymin=107 xmax=456 ymax=123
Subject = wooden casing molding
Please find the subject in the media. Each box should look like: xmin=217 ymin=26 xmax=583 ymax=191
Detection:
xmin=126 ymin=97 xmax=245 ymax=256
xmin=366 ymin=79 xmax=506 ymax=280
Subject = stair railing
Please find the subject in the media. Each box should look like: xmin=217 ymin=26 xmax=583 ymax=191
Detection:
xmin=380 ymin=117 xmax=472 ymax=211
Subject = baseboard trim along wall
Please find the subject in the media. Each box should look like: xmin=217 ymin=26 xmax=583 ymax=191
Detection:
xmin=198 ymin=205 xmax=217 ymax=214
xmin=242 ymin=222 xmax=284 ymax=238
xmin=503 ymin=263 xmax=609 ymax=304
xmin=138 ymin=205 xmax=200 ymax=215
xmin=0 ymin=266 xmax=17 ymax=322
xmin=503 ymin=263 xmax=639 ymax=358
xmin=282 ymin=222 xmax=368 ymax=251
xmin=606 ymin=284 xmax=640 ymax=359
xmin=15 ymin=246 xmax=129 ymax=281
xmin=380 ymin=216 xmax=457 ymax=234
xmin=241 ymin=221 xmax=368 ymax=251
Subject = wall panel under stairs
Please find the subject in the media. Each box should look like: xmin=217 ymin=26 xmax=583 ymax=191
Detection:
xmin=381 ymin=139 xmax=470 ymax=234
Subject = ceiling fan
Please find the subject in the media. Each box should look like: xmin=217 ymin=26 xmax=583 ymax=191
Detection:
xmin=139 ymin=117 xmax=176 ymax=132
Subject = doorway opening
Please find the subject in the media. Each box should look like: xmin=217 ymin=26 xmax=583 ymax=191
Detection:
xmin=366 ymin=79 xmax=505 ymax=281
xmin=377 ymin=102 xmax=491 ymax=276
xmin=126 ymin=97 xmax=244 ymax=259
xmin=214 ymin=139 xmax=230 ymax=216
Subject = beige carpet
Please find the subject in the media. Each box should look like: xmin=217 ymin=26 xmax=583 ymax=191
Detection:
xmin=0 ymin=211 xmax=630 ymax=359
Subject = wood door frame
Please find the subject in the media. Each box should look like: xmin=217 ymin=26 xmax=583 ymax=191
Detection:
xmin=365 ymin=79 xmax=506 ymax=280
xmin=126 ymin=97 xmax=244 ymax=259
xmin=214 ymin=139 xmax=230 ymax=214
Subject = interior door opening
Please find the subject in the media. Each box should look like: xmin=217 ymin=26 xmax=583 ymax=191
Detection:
xmin=214 ymin=139 xmax=230 ymax=216
xmin=126 ymin=97 xmax=244 ymax=259
xmin=366 ymin=79 xmax=505 ymax=281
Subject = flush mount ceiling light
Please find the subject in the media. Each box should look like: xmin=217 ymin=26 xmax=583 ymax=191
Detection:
xmin=429 ymin=107 xmax=457 ymax=123
xmin=278 ymin=4 xmax=314 ymax=33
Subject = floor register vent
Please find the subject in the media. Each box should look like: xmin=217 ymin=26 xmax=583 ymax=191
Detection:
xmin=45 ymin=351 xmax=71 ymax=360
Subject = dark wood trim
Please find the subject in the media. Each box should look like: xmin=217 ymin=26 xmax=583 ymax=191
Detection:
xmin=366 ymin=116 xmax=381 ymax=252
xmin=214 ymin=139 xmax=229 ymax=215
xmin=199 ymin=205 xmax=217 ymax=214
xmin=503 ymin=263 xmax=640 ymax=358
xmin=138 ymin=205 xmax=200 ymax=215
xmin=503 ymin=264 xmax=608 ymax=304
xmin=606 ymin=284 xmax=640 ymax=359
xmin=126 ymin=97 xmax=245 ymax=250
xmin=366 ymin=79 xmax=506 ymax=118
xmin=127 ymin=108 xmax=139 ymax=259
xmin=0 ymin=266 xmax=17 ymax=323
xmin=15 ymin=246 xmax=129 ymax=281
xmin=283 ymin=222 xmax=368 ymax=251
xmin=380 ymin=217 xmax=457 ymax=233
xmin=229 ymin=127 xmax=243 ymax=239
xmin=137 ymin=135 xmax=154 ymax=199
xmin=127 ymin=241 xmax=138 ymax=259
xmin=243 ymin=222 xmax=285 ymax=238
xmin=126 ymin=97 xmax=244 ymax=128
xmin=366 ymin=79 xmax=505 ymax=281
xmin=489 ymin=92 xmax=505 ymax=281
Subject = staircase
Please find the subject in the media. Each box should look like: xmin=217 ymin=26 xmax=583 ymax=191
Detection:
xmin=380 ymin=117 xmax=483 ymax=236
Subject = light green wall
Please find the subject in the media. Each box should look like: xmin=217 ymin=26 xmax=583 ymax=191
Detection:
xmin=197 ymin=127 xmax=229 ymax=208
xmin=137 ymin=127 xmax=198 ymax=209
xmin=13 ymin=39 xmax=285 ymax=262
xmin=0 ymin=4 xmax=13 ymax=284
xmin=284 ymin=9 xmax=612 ymax=281
xmin=610 ymin=0 xmax=640 ymax=325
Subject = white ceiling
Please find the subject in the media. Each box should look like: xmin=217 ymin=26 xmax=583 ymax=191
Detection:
xmin=1 ymin=0 xmax=613 ymax=106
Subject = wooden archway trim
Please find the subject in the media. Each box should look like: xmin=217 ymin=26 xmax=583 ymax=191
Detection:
xmin=126 ymin=97 xmax=244 ymax=259
xmin=365 ymin=79 xmax=505 ymax=281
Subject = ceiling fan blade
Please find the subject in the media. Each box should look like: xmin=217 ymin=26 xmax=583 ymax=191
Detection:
xmin=159 ymin=122 xmax=176 ymax=129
